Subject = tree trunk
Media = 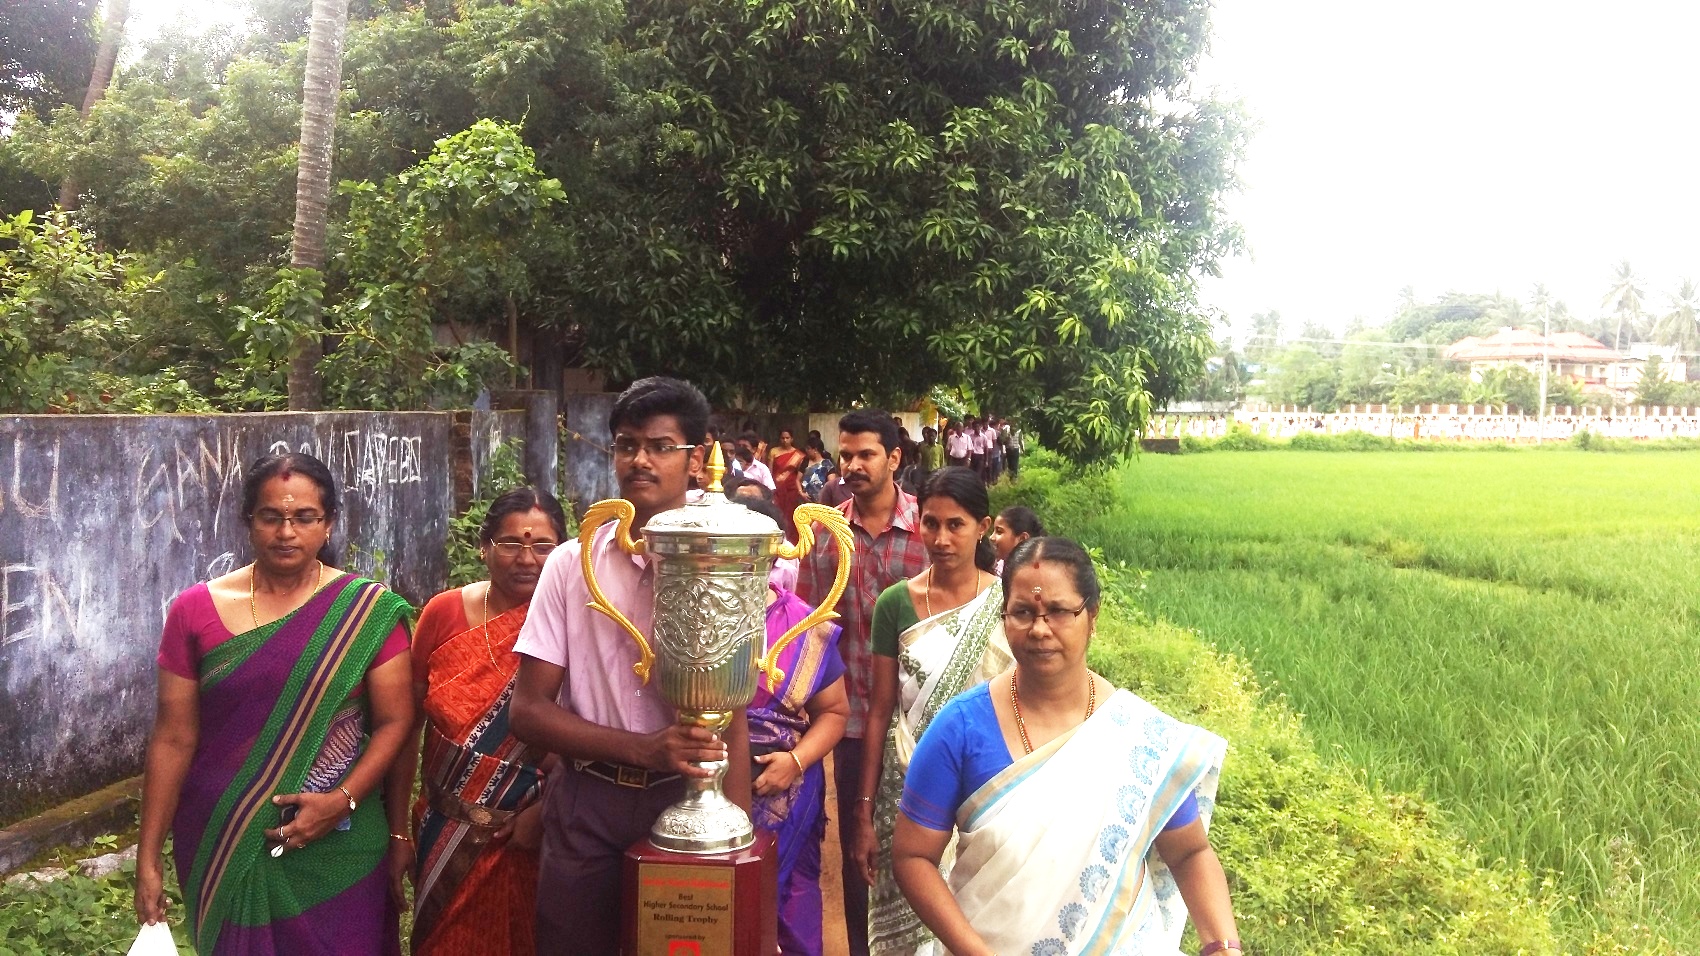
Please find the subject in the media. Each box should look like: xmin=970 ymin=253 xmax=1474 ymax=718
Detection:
xmin=506 ymin=293 xmax=521 ymax=387
xmin=286 ymin=0 xmax=352 ymax=411
xmin=59 ymin=0 xmax=130 ymax=210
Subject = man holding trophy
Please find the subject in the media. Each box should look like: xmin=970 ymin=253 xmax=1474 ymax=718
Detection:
xmin=511 ymin=377 xmax=749 ymax=954
xmin=512 ymin=376 xmax=852 ymax=956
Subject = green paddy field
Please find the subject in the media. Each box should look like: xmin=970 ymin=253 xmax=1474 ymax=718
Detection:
xmin=1076 ymin=449 xmax=1700 ymax=948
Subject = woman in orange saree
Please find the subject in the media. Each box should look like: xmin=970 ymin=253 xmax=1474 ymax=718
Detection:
xmin=770 ymin=429 xmax=806 ymax=534
xmin=385 ymin=488 xmax=568 ymax=956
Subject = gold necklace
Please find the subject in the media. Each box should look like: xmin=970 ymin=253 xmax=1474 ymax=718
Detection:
xmin=250 ymin=561 xmax=324 ymax=629
xmin=1010 ymin=670 xmax=1097 ymax=755
xmin=480 ymin=582 xmax=508 ymax=676
xmin=923 ymin=566 xmax=983 ymax=617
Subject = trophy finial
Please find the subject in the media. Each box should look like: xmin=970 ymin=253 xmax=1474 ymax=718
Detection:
xmin=706 ymin=439 xmax=726 ymax=494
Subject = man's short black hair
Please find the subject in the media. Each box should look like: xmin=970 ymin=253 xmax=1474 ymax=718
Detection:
xmin=609 ymin=377 xmax=711 ymax=445
xmin=737 ymin=430 xmax=761 ymax=446
xmin=839 ymin=408 xmax=901 ymax=455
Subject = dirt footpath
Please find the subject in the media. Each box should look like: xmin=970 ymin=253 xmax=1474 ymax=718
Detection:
xmin=821 ymin=753 xmax=849 ymax=956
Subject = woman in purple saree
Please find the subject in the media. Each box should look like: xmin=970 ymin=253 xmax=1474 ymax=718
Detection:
xmin=136 ymin=453 xmax=414 ymax=955
xmin=750 ymin=584 xmax=850 ymax=956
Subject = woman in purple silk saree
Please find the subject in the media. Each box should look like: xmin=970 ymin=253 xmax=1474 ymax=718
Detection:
xmin=750 ymin=586 xmax=850 ymax=956
xmin=173 ymin=574 xmax=412 ymax=954
xmin=137 ymin=454 xmax=414 ymax=956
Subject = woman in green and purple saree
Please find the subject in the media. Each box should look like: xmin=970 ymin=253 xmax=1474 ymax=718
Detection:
xmin=135 ymin=452 xmax=415 ymax=955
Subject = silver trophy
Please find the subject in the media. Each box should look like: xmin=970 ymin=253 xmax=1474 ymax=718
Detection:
xmin=578 ymin=444 xmax=853 ymax=853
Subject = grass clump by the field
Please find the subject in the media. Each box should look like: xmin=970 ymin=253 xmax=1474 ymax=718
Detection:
xmin=998 ymin=447 xmax=1696 ymax=953
xmin=1090 ymin=610 xmax=1562 ymax=954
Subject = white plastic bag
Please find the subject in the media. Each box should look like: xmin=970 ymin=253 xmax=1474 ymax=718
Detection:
xmin=126 ymin=922 xmax=177 ymax=956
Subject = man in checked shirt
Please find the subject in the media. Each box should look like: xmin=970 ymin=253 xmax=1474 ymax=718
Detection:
xmin=796 ymin=408 xmax=928 ymax=956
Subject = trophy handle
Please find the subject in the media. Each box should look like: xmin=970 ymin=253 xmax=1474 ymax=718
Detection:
xmin=578 ymin=498 xmax=655 ymax=683
xmin=764 ymin=504 xmax=855 ymax=690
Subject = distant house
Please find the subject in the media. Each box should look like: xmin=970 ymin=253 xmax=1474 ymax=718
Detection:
xmin=1609 ymin=343 xmax=1691 ymax=396
xmin=1444 ymin=329 xmax=1620 ymax=387
xmin=1442 ymin=329 xmax=1686 ymax=399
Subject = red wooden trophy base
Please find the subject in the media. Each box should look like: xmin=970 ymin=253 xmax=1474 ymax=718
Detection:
xmin=622 ymin=830 xmax=777 ymax=956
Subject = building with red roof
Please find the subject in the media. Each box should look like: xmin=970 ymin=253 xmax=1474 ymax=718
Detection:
xmin=1443 ymin=329 xmax=1687 ymax=399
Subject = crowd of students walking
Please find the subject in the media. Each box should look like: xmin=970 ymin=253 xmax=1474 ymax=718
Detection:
xmin=134 ymin=379 xmax=1241 ymax=956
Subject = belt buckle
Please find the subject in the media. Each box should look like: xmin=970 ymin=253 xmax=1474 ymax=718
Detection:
xmin=467 ymin=804 xmax=495 ymax=826
xmin=615 ymin=765 xmax=647 ymax=788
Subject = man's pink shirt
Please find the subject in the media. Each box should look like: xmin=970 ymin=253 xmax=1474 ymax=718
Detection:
xmin=514 ymin=522 xmax=676 ymax=734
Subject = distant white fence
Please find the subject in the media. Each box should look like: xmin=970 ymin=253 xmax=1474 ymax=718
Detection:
xmin=1149 ymin=403 xmax=1700 ymax=442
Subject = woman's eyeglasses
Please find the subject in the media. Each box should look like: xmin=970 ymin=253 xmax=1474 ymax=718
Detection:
xmin=1002 ymin=603 xmax=1089 ymax=629
xmin=250 ymin=511 xmax=326 ymax=530
xmin=489 ymin=541 xmax=559 ymax=558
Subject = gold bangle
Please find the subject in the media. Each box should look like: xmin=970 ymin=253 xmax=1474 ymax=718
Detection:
xmin=788 ymin=751 xmax=805 ymax=775
xmin=338 ymin=785 xmax=357 ymax=812
xmin=389 ymin=833 xmax=413 ymax=842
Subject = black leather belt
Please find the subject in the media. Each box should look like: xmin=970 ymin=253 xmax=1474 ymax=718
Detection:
xmin=573 ymin=759 xmax=680 ymax=789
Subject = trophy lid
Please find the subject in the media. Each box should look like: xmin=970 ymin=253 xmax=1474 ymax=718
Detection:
xmin=642 ymin=441 xmax=784 ymax=540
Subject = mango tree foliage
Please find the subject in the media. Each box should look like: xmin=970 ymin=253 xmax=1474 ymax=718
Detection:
xmin=225 ymin=121 xmax=563 ymax=410
xmin=0 ymin=209 xmax=213 ymax=413
xmin=579 ymin=0 xmax=1244 ymax=463
xmin=321 ymin=119 xmax=564 ymax=408
xmin=7 ymin=0 xmax=1241 ymax=465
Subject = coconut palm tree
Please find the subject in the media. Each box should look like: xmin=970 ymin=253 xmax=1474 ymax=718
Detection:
xmin=1487 ymin=297 xmax=1527 ymax=329
xmin=1653 ymin=279 xmax=1700 ymax=357
xmin=286 ymin=0 xmax=352 ymax=410
xmin=1602 ymin=260 xmax=1646 ymax=351
xmin=58 ymin=0 xmax=130 ymax=210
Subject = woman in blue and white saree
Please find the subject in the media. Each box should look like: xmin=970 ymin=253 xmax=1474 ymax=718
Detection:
xmin=891 ymin=537 xmax=1242 ymax=956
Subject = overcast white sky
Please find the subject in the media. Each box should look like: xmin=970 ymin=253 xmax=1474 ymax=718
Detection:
xmin=129 ymin=0 xmax=1700 ymax=340
xmin=1194 ymin=0 xmax=1700 ymax=340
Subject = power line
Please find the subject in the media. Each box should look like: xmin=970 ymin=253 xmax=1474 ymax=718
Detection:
xmin=1235 ymin=336 xmax=1453 ymax=350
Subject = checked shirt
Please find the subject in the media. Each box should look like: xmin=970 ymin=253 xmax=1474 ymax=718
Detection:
xmin=796 ymin=488 xmax=926 ymax=739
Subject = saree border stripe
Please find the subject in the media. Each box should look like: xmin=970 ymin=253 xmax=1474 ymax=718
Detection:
xmin=1080 ymin=727 xmax=1224 ymax=955
xmin=191 ymin=580 xmax=385 ymax=946
xmin=777 ymin=623 xmax=831 ymax=713
xmin=958 ymin=719 xmax=1075 ymax=831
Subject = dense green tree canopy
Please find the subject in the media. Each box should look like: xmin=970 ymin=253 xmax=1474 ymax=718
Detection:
xmin=0 ymin=0 xmax=98 ymax=212
xmin=6 ymin=0 xmax=1244 ymax=465
xmin=568 ymin=0 xmax=1245 ymax=461
xmin=0 ymin=0 xmax=97 ymax=123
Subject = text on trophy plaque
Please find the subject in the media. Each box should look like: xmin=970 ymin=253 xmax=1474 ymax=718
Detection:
xmin=635 ymin=863 xmax=736 ymax=956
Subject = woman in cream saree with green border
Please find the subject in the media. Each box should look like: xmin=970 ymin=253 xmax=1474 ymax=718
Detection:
xmin=867 ymin=581 xmax=1010 ymax=955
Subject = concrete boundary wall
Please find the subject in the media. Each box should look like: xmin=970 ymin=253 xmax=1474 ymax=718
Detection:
xmin=0 ymin=409 xmax=557 ymax=825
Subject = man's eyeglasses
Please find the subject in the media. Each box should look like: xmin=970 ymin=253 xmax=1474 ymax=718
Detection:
xmin=250 ymin=511 xmax=327 ymax=530
xmin=608 ymin=439 xmax=696 ymax=460
xmin=1002 ymin=603 xmax=1090 ymax=629
xmin=489 ymin=541 xmax=559 ymax=558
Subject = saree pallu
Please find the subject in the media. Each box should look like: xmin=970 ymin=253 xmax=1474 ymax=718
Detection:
xmin=951 ymin=691 xmax=1227 ymax=956
xmin=869 ymin=582 xmax=1009 ymax=956
xmin=411 ymin=602 xmax=543 ymax=956
xmin=750 ymin=589 xmax=844 ymax=956
xmin=172 ymin=575 xmax=410 ymax=956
